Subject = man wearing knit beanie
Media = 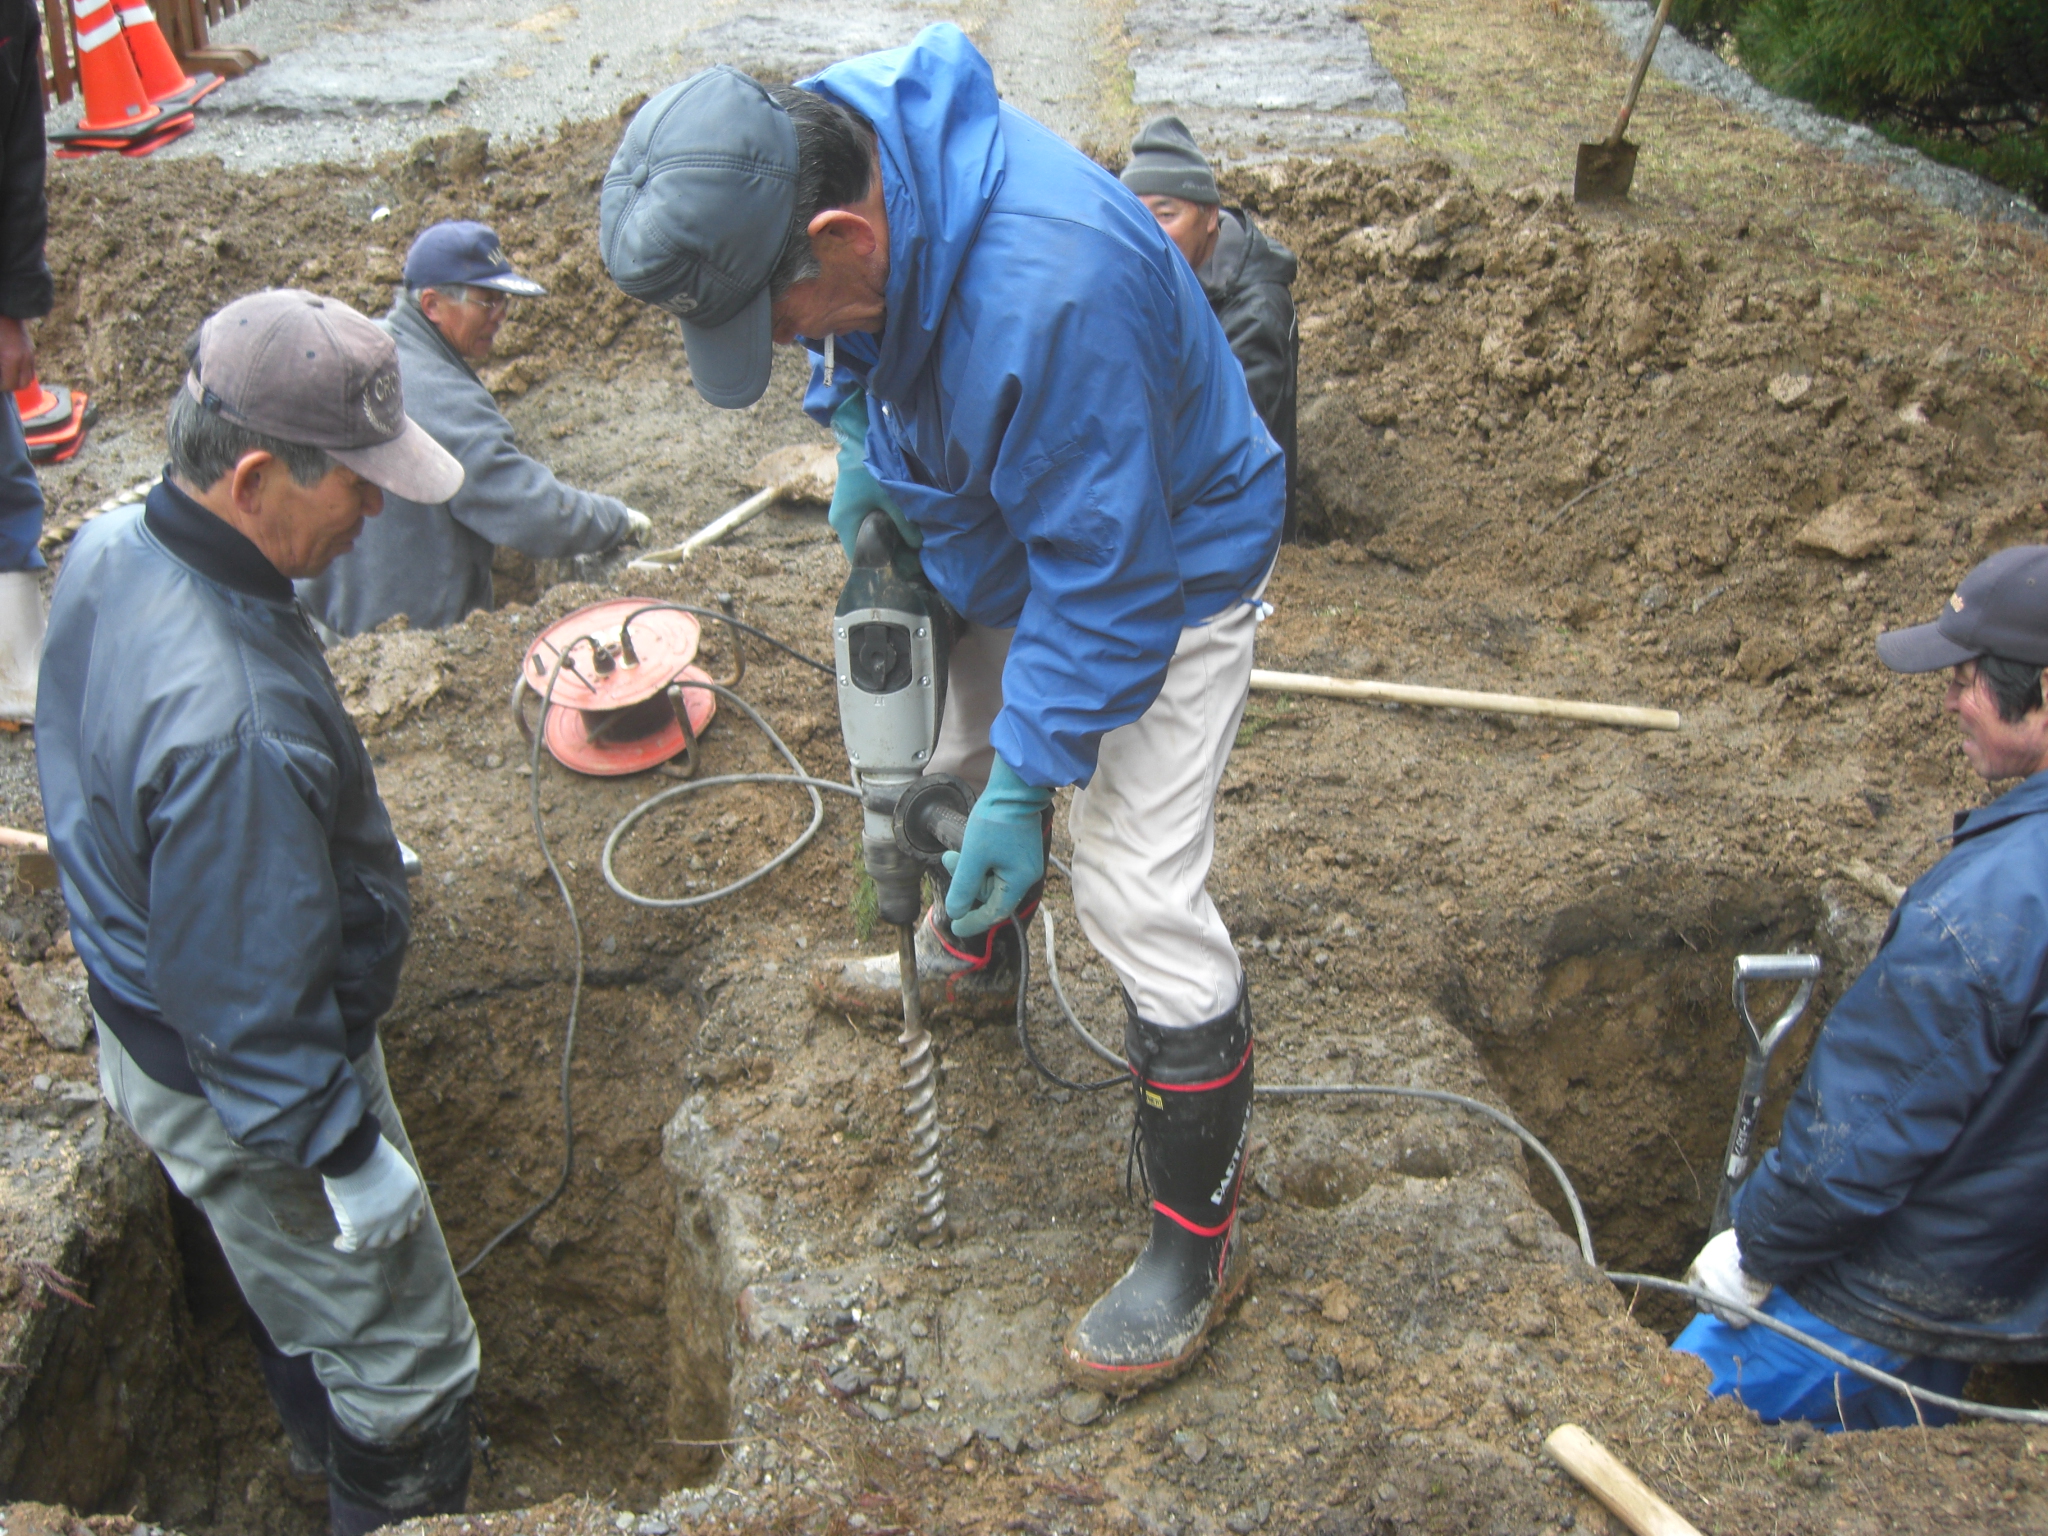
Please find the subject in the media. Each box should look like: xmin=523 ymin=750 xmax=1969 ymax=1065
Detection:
xmin=1122 ymin=116 xmax=1300 ymax=540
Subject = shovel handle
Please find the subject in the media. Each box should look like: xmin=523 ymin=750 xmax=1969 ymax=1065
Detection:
xmin=1733 ymin=952 xmax=1822 ymax=1056
xmin=1608 ymin=0 xmax=1675 ymax=146
xmin=630 ymin=483 xmax=785 ymax=567
xmin=1710 ymin=1053 xmax=1773 ymax=1236
xmin=1710 ymin=953 xmax=1822 ymax=1236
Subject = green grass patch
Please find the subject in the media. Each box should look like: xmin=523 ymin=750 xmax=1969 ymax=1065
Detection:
xmin=1236 ymin=693 xmax=1298 ymax=748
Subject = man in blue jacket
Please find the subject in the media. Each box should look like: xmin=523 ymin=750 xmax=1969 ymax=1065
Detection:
xmin=600 ymin=26 xmax=1285 ymax=1392
xmin=39 ymin=291 xmax=479 ymax=1533
xmin=1677 ymin=545 xmax=2048 ymax=1429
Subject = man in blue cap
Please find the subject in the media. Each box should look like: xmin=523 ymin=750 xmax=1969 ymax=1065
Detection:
xmin=1678 ymin=545 xmax=2048 ymax=1428
xmin=300 ymin=220 xmax=650 ymax=637
xmin=601 ymin=25 xmax=1285 ymax=1395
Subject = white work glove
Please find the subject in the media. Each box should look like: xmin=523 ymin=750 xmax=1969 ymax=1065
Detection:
xmin=321 ymin=1136 xmax=426 ymax=1253
xmin=620 ymin=508 xmax=653 ymax=545
xmin=1683 ymin=1227 xmax=1773 ymax=1328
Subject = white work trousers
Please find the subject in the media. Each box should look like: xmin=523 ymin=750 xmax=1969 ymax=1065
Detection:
xmin=96 ymin=1025 xmax=480 ymax=1445
xmin=929 ymin=600 xmax=1258 ymax=1028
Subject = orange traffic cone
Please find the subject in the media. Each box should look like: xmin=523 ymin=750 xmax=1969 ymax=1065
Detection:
xmin=48 ymin=0 xmax=162 ymax=143
xmin=12 ymin=376 xmax=93 ymax=465
xmin=114 ymin=1 xmax=220 ymax=112
xmin=11 ymin=378 xmax=65 ymax=434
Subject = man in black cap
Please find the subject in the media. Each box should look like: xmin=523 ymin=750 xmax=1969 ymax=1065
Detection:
xmin=39 ymin=290 xmax=479 ymax=1532
xmin=299 ymin=220 xmax=650 ymax=637
xmin=600 ymin=27 xmax=1286 ymax=1394
xmin=1675 ymin=544 xmax=2048 ymax=1429
xmin=1120 ymin=116 xmax=1299 ymax=541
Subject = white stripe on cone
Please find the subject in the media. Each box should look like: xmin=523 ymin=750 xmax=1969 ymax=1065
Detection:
xmin=74 ymin=14 xmax=122 ymax=50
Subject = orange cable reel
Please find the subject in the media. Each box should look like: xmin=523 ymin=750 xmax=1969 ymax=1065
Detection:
xmin=512 ymin=599 xmax=718 ymax=777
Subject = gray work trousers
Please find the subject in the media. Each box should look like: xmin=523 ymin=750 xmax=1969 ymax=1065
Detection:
xmin=96 ymin=1024 xmax=479 ymax=1445
xmin=930 ymin=591 xmax=1263 ymax=1028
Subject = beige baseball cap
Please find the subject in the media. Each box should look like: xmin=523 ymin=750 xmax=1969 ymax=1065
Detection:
xmin=185 ymin=289 xmax=463 ymax=503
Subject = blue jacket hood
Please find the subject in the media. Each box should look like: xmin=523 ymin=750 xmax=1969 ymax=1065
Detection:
xmin=799 ymin=26 xmax=1284 ymax=786
xmin=809 ymin=25 xmax=1004 ymax=397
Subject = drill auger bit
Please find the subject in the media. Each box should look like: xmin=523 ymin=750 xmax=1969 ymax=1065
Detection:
xmin=895 ymin=919 xmax=949 ymax=1242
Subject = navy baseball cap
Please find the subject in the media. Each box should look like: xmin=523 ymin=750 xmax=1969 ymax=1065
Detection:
xmin=402 ymin=221 xmax=547 ymax=297
xmin=1877 ymin=545 xmax=2048 ymax=672
xmin=599 ymin=67 xmax=797 ymax=410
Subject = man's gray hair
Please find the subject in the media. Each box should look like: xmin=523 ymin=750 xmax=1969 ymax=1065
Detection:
xmin=765 ymin=86 xmax=877 ymax=300
xmin=166 ymin=381 xmax=335 ymax=490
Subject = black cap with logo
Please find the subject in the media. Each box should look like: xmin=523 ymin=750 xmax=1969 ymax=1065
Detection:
xmin=1877 ymin=545 xmax=2048 ymax=672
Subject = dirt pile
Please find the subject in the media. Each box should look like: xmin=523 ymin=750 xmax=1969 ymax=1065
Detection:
xmin=39 ymin=117 xmax=671 ymax=426
xmin=1229 ymin=155 xmax=2047 ymax=570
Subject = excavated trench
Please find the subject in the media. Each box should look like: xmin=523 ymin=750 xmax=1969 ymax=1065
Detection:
xmin=4 ymin=975 xmax=738 ymax=1535
xmin=12 ymin=661 xmax=2048 ymax=1531
xmin=0 ymin=863 xmax=1859 ymax=1523
xmin=1458 ymin=880 xmax=1838 ymax=1335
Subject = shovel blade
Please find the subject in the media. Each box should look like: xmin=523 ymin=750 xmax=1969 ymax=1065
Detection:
xmin=1573 ymin=138 xmax=1639 ymax=203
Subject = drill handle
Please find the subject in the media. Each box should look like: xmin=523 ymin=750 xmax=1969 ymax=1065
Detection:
xmin=852 ymin=509 xmax=902 ymax=571
xmin=921 ymin=803 xmax=968 ymax=853
xmin=894 ymin=774 xmax=975 ymax=866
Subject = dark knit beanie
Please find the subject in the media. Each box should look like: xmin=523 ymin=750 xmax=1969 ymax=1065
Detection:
xmin=1119 ymin=115 xmax=1219 ymax=204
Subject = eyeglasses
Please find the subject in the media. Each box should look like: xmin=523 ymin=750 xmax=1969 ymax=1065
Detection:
xmin=454 ymin=287 xmax=511 ymax=315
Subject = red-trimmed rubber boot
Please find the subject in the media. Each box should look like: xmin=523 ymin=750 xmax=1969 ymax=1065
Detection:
xmin=1064 ymin=984 xmax=1254 ymax=1393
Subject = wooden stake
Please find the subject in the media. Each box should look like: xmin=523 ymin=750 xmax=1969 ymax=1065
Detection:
xmin=1249 ymin=669 xmax=1682 ymax=732
xmin=1544 ymin=1424 xmax=1703 ymax=1536
xmin=631 ymin=445 xmax=837 ymax=568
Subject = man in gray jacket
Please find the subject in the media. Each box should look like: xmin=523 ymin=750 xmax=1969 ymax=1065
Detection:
xmin=299 ymin=221 xmax=649 ymax=636
xmin=1121 ymin=118 xmax=1300 ymax=540
xmin=39 ymin=291 xmax=478 ymax=1536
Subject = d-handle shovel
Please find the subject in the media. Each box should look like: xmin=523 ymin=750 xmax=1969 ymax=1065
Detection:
xmin=1708 ymin=953 xmax=1822 ymax=1237
xmin=1574 ymin=0 xmax=1675 ymax=203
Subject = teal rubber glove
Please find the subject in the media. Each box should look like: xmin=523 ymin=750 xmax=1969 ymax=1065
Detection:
xmin=827 ymin=392 xmax=922 ymax=569
xmin=942 ymin=756 xmax=1052 ymax=937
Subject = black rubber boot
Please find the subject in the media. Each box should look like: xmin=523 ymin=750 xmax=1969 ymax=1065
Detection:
xmin=326 ymin=1395 xmax=472 ymax=1536
xmin=1063 ymin=982 xmax=1254 ymax=1393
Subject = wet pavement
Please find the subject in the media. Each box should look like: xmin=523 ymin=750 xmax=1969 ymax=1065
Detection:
xmin=1127 ymin=0 xmax=1406 ymax=158
xmin=51 ymin=0 xmax=2030 ymax=234
xmin=46 ymin=0 xmax=1412 ymax=171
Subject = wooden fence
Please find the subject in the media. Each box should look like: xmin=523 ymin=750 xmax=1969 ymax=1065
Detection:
xmin=39 ymin=0 xmax=257 ymax=107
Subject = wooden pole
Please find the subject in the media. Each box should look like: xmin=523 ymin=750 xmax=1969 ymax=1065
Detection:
xmin=1248 ymin=669 xmax=1682 ymax=733
xmin=629 ymin=486 xmax=781 ymax=568
xmin=0 ymin=828 xmax=50 ymax=853
xmin=1544 ymin=1425 xmax=1703 ymax=1536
